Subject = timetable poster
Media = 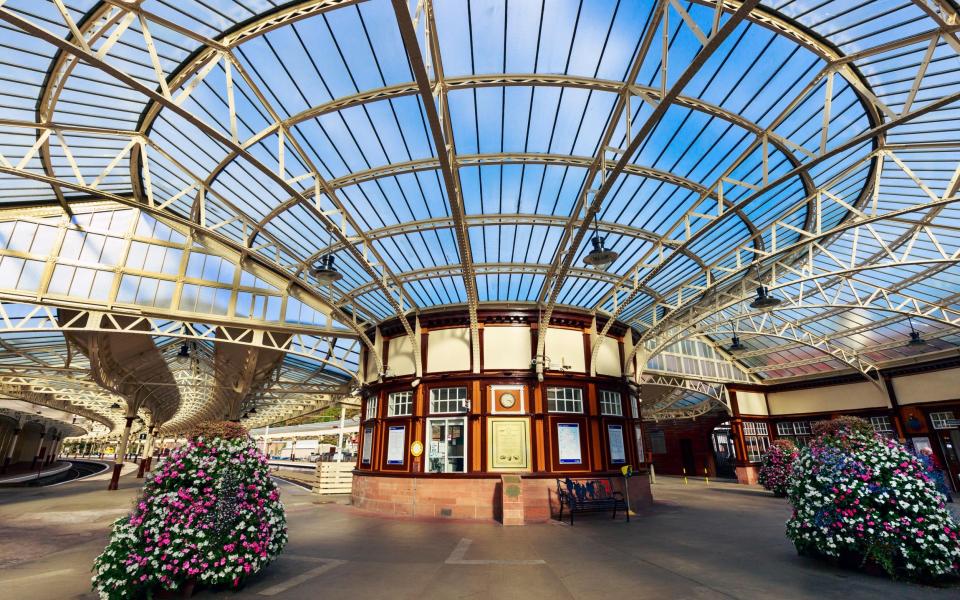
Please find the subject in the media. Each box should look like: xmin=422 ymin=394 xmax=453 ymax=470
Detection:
xmin=557 ymin=423 xmax=582 ymax=464
xmin=386 ymin=425 xmax=405 ymax=465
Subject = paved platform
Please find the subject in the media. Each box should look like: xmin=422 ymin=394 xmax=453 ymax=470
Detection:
xmin=0 ymin=473 xmax=956 ymax=599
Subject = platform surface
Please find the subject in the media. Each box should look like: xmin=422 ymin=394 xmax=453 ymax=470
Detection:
xmin=0 ymin=473 xmax=956 ymax=599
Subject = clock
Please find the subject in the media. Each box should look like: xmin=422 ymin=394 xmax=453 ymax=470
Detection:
xmin=499 ymin=392 xmax=517 ymax=409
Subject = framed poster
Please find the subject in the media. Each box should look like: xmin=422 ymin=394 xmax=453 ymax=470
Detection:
xmin=911 ymin=436 xmax=932 ymax=454
xmin=386 ymin=425 xmax=405 ymax=465
xmin=608 ymin=424 xmax=626 ymax=464
xmin=635 ymin=425 xmax=645 ymax=462
xmin=361 ymin=426 xmax=373 ymax=465
xmin=557 ymin=422 xmax=582 ymax=465
xmin=488 ymin=418 xmax=530 ymax=471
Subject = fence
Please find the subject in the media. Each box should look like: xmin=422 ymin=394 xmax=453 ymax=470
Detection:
xmin=314 ymin=461 xmax=354 ymax=495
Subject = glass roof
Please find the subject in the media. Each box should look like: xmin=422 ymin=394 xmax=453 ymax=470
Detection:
xmin=0 ymin=0 xmax=958 ymax=427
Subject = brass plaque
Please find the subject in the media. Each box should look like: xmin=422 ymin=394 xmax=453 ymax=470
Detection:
xmin=488 ymin=418 xmax=530 ymax=471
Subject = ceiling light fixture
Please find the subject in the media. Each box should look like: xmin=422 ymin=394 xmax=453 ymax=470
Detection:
xmin=749 ymin=286 xmax=781 ymax=309
xmin=907 ymin=316 xmax=926 ymax=346
xmin=583 ymin=234 xmax=619 ymax=269
xmin=312 ymin=254 xmax=343 ymax=285
xmin=582 ymin=210 xmax=619 ymax=270
xmin=728 ymin=335 xmax=745 ymax=351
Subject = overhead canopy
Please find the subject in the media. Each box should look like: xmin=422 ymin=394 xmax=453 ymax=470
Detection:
xmin=0 ymin=0 xmax=958 ymax=427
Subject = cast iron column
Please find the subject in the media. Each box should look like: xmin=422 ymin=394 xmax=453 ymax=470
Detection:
xmin=30 ymin=431 xmax=46 ymax=469
xmin=108 ymin=416 xmax=135 ymax=491
xmin=1 ymin=427 xmax=20 ymax=474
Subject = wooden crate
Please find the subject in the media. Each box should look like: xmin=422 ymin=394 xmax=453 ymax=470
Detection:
xmin=314 ymin=462 xmax=354 ymax=495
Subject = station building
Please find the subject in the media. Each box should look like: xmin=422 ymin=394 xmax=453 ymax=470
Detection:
xmin=0 ymin=0 xmax=956 ymax=585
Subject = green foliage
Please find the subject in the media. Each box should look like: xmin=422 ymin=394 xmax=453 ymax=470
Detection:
xmin=786 ymin=417 xmax=960 ymax=581
xmin=92 ymin=423 xmax=287 ymax=599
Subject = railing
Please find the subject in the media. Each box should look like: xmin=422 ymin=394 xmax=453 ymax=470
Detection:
xmin=314 ymin=462 xmax=354 ymax=495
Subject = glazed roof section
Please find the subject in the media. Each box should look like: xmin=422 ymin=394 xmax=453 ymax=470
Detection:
xmin=0 ymin=0 xmax=957 ymax=389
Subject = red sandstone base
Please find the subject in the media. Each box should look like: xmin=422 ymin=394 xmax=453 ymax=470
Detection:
xmin=351 ymin=471 xmax=653 ymax=524
xmin=735 ymin=465 xmax=759 ymax=485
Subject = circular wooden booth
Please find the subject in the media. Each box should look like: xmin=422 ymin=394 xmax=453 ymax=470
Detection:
xmin=352 ymin=308 xmax=652 ymax=524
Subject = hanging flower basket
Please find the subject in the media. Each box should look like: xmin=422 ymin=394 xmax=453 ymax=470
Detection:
xmin=92 ymin=422 xmax=287 ymax=599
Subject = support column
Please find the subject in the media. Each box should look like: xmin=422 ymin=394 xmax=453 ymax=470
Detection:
xmin=31 ymin=431 xmax=46 ymax=469
xmin=46 ymin=435 xmax=59 ymax=464
xmin=108 ymin=416 xmax=135 ymax=491
xmin=1 ymin=427 xmax=21 ymax=474
xmin=337 ymin=406 xmax=346 ymax=462
xmin=137 ymin=426 xmax=155 ymax=478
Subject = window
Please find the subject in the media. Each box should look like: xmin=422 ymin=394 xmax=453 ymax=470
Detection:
xmin=547 ymin=387 xmax=583 ymax=413
xmin=430 ymin=387 xmax=468 ymax=414
xmin=600 ymin=390 xmax=623 ymax=416
xmin=870 ymin=416 xmax=895 ymax=437
xmin=364 ymin=396 xmax=378 ymax=421
xmin=426 ymin=417 xmax=467 ymax=473
xmin=649 ymin=430 xmax=666 ymax=454
xmin=387 ymin=391 xmax=413 ymax=417
xmin=742 ymin=421 xmax=770 ymax=463
xmin=931 ymin=411 xmax=956 ymax=429
xmin=775 ymin=421 xmax=811 ymax=445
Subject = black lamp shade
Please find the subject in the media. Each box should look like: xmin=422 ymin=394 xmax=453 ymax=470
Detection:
xmin=312 ymin=254 xmax=343 ymax=284
xmin=749 ymin=286 xmax=781 ymax=309
xmin=583 ymin=235 xmax=619 ymax=269
xmin=728 ymin=335 xmax=745 ymax=351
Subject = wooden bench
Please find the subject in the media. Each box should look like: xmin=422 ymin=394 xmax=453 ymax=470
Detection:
xmin=556 ymin=477 xmax=628 ymax=525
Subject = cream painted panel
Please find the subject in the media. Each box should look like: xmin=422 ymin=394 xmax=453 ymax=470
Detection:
xmin=595 ymin=336 xmax=622 ymax=376
xmin=545 ymin=327 xmax=586 ymax=373
xmin=427 ymin=327 xmax=471 ymax=373
xmin=387 ymin=335 xmax=416 ymax=377
xmin=363 ymin=348 xmax=379 ymax=383
xmin=483 ymin=326 xmax=532 ymax=370
xmin=767 ymin=382 xmax=889 ymax=415
xmin=893 ymin=368 xmax=960 ymax=405
xmin=736 ymin=391 xmax=768 ymax=416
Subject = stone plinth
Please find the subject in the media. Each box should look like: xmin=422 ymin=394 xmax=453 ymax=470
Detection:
xmin=352 ymin=472 xmax=654 ymax=523
xmin=501 ymin=474 xmax=524 ymax=526
xmin=735 ymin=465 xmax=759 ymax=485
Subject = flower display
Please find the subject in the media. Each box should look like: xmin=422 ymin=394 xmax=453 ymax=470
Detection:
xmin=759 ymin=439 xmax=797 ymax=497
xmin=92 ymin=422 xmax=287 ymax=599
xmin=786 ymin=416 xmax=960 ymax=581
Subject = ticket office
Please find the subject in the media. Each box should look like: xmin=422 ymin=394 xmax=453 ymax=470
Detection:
xmin=357 ymin=379 xmax=642 ymax=475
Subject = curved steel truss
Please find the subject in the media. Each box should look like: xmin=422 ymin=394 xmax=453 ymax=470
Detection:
xmin=0 ymin=0 xmax=957 ymax=429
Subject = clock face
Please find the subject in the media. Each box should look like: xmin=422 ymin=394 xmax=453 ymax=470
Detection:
xmin=499 ymin=392 xmax=517 ymax=409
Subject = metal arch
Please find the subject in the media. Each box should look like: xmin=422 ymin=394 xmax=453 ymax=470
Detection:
xmin=0 ymin=405 xmax=87 ymax=438
xmin=339 ymin=262 xmax=659 ymax=306
xmin=0 ymin=192 xmax=365 ymax=343
xmin=637 ymin=372 xmax=731 ymax=420
xmin=622 ymin=156 xmax=960 ymax=363
xmin=203 ymin=74 xmax=800 ymax=251
xmin=537 ymin=0 xmax=762 ymax=380
xmin=391 ymin=0 xmax=480 ymax=375
xmin=605 ymin=22 xmax=960 ymax=333
xmin=0 ymin=126 xmax=384 ymax=360
xmin=307 ymin=210 xmax=709 ymax=276
xmin=0 ymin=302 xmax=361 ymax=383
xmin=647 ymin=315 xmax=883 ymax=381
xmin=616 ymin=86 xmax=960 ymax=356
xmin=0 ymin=383 xmax=115 ymax=432
xmin=1 ymin=4 xmax=410 ymax=376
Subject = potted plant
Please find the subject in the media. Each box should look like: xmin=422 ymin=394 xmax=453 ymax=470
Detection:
xmin=758 ymin=439 xmax=797 ymax=497
xmin=92 ymin=422 xmax=287 ymax=599
xmin=786 ymin=416 xmax=960 ymax=581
